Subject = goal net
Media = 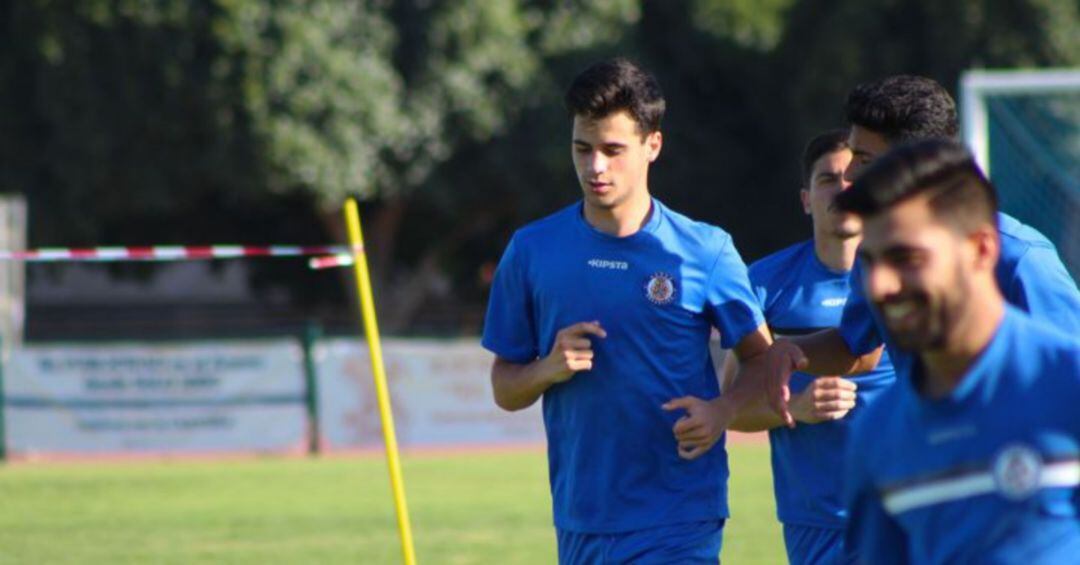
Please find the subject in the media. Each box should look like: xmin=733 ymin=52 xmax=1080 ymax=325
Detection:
xmin=961 ymin=68 xmax=1080 ymax=280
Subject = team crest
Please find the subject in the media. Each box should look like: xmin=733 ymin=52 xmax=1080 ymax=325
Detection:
xmin=645 ymin=272 xmax=677 ymax=305
xmin=992 ymin=443 xmax=1043 ymax=501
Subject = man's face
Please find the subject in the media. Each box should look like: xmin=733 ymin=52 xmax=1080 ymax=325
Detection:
xmin=801 ymin=148 xmax=860 ymax=240
xmin=844 ymin=125 xmax=891 ymax=183
xmin=858 ymin=195 xmax=975 ymax=352
xmin=572 ymin=110 xmax=661 ymax=212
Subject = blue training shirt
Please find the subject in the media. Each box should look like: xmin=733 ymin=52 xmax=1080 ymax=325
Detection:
xmin=749 ymin=240 xmax=895 ymax=530
xmin=843 ymin=307 xmax=1080 ymax=564
xmin=839 ymin=212 xmax=1080 ymax=364
xmin=482 ymin=199 xmax=764 ymax=533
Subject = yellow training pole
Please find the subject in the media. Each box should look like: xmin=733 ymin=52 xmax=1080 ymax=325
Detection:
xmin=344 ymin=198 xmax=417 ymax=565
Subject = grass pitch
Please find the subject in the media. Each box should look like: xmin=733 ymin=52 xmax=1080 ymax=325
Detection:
xmin=0 ymin=442 xmax=781 ymax=564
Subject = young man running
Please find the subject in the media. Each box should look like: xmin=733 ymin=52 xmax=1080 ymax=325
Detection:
xmin=837 ymin=140 xmax=1080 ymax=563
xmin=482 ymin=58 xmax=772 ymax=563
xmin=722 ymin=131 xmax=894 ymax=564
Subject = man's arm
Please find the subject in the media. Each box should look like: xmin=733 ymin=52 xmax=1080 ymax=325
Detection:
xmin=491 ymin=321 xmax=606 ymax=411
xmin=721 ymin=349 xmax=858 ymax=432
xmin=490 ymin=357 xmax=557 ymax=412
xmin=1006 ymin=243 xmax=1080 ymax=333
xmin=718 ymin=350 xmax=778 ymax=431
xmin=764 ymin=329 xmax=883 ymax=427
xmin=782 ymin=329 xmax=883 ymax=376
xmin=663 ymin=323 xmax=772 ymax=459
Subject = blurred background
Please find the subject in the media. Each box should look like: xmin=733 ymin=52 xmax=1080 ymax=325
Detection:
xmin=0 ymin=2 xmax=1076 ymax=562
xmin=2 ymin=0 xmax=1076 ymax=340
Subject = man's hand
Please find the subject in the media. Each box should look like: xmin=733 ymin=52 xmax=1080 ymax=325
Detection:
xmin=662 ymin=396 xmax=735 ymax=460
xmin=789 ymin=377 xmax=857 ymax=424
xmin=538 ymin=321 xmax=607 ymax=384
xmin=490 ymin=321 xmax=607 ymax=412
xmin=763 ymin=340 xmax=809 ymax=428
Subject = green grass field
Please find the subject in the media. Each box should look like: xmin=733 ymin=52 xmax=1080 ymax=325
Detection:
xmin=0 ymin=443 xmax=782 ymax=564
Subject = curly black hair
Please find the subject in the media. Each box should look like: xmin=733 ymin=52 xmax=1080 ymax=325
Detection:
xmin=844 ymin=76 xmax=958 ymax=143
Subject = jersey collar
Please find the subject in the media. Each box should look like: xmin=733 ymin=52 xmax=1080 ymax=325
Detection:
xmin=902 ymin=307 xmax=1014 ymax=415
xmin=576 ymin=197 xmax=663 ymax=242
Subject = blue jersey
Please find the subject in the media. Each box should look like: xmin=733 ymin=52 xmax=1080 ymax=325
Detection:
xmin=482 ymin=199 xmax=764 ymax=533
xmin=843 ymin=307 xmax=1080 ymax=564
xmin=748 ymin=241 xmax=895 ymax=530
xmin=839 ymin=212 xmax=1080 ymax=366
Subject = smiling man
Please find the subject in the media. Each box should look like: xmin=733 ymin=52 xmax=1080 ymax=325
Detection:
xmin=481 ymin=58 xmax=773 ymax=563
xmin=763 ymin=75 xmax=1080 ymax=425
xmin=836 ymin=140 xmax=1080 ymax=563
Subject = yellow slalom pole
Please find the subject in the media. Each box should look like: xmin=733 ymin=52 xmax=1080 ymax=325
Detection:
xmin=344 ymin=198 xmax=417 ymax=565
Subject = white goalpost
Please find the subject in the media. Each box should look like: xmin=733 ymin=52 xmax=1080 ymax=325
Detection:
xmin=959 ymin=68 xmax=1080 ymax=279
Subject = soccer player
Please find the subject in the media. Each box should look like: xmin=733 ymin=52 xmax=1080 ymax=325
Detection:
xmin=481 ymin=58 xmax=773 ymax=563
xmin=720 ymin=130 xmax=895 ymax=564
xmin=764 ymin=75 xmax=1080 ymax=426
xmin=837 ymin=139 xmax=1080 ymax=563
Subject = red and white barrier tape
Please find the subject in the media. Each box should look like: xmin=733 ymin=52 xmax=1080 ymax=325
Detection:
xmin=0 ymin=245 xmax=359 ymax=264
xmin=308 ymin=254 xmax=355 ymax=270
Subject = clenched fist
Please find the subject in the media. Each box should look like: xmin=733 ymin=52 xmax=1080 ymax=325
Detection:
xmin=540 ymin=321 xmax=607 ymax=384
xmin=790 ymin=377 xmax=857 ymax=424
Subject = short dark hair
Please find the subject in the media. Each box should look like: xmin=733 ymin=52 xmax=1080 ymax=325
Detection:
xmin=801 ymin=129 xmax=849 ymax=187
xmin=565 ymin=58 xmax=665 ymax=135
xmin=844 ymin=75 xmax=958 ymax=143
xmin=835 ymin=139 xmax=998 ymax=234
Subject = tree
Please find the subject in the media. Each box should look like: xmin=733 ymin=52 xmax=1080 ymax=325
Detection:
xmin=0 ymin=0 xmax=642 ymax=331
xmin=1 ymin=0 xmax=1075 ymax=335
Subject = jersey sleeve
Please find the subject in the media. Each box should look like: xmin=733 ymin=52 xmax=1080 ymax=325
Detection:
xmin=746 ymin=261 xmax=770 ymax=313
xmin=481 ymin=236 xmax=539 ymax=363
xmin=705 ymin=234 xmax=766 ymax=349
xmin=838 ymin=260 xmax=885 ymax=356
xmin=843 ymin=422 xmax=910 ymax=564
xmin=1002 ymin=243 xmax=1080 ymax=334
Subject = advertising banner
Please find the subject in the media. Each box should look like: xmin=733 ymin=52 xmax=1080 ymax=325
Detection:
xmin=316 ymin=339 xmax=545 ymax=450
xmin=3 ymin=341 xmax=307 ymax=456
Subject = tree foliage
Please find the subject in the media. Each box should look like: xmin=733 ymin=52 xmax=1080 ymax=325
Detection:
xmin=0 ymin=0 xmax=638 ymax=243
xmin=0 ymin=0 xmax=1076 ymax=333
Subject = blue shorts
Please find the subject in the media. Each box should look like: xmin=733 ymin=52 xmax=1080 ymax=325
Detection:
xmin=557 ymin=519 xmax=724 ymax=565
xmin=782 ymin=523 xmax=852 ymax=565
